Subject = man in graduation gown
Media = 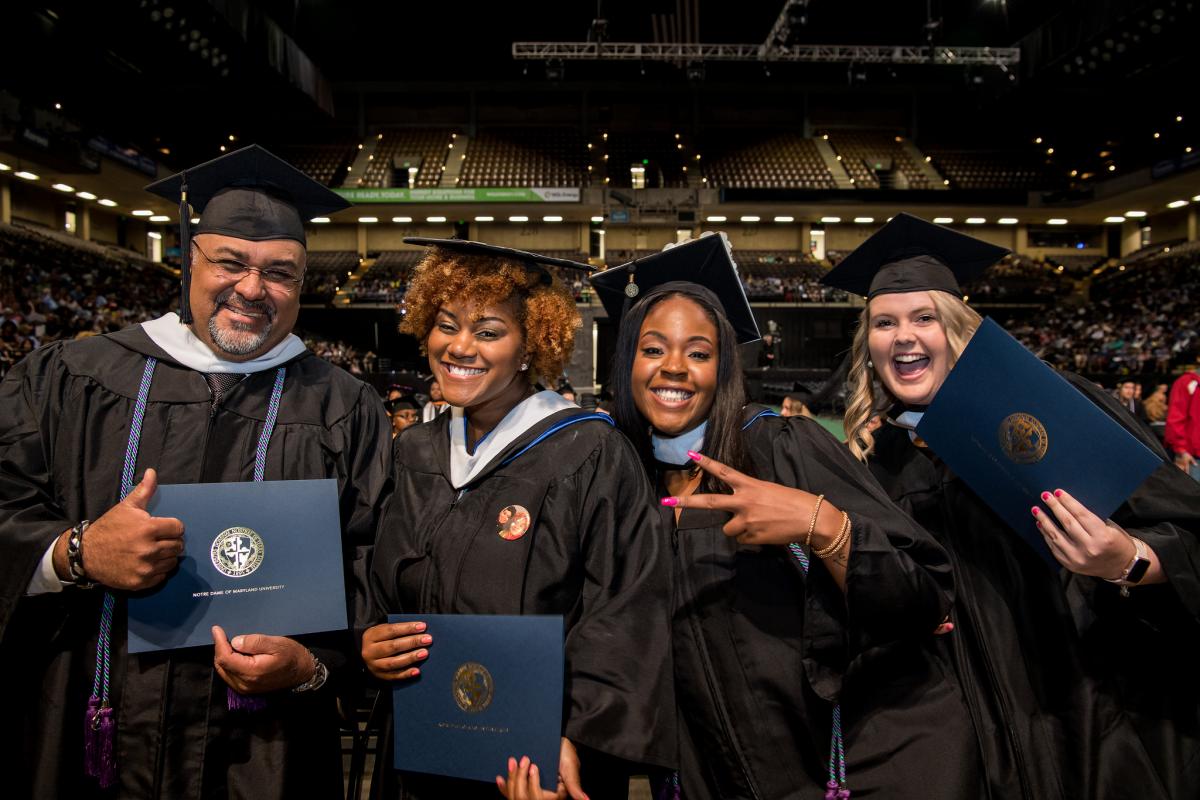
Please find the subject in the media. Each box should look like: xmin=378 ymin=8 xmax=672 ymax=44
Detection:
xmin=0 ymin=145 xmax=392 ymax=799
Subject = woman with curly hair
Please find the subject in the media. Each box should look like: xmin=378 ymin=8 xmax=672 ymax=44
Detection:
xmin=591 ymin=234 xmax=980 ymax=800
xmin=361 ymin=238 xmax=674 ymax=800
xmin=826 ymin=213 xmax=1198 ymax=799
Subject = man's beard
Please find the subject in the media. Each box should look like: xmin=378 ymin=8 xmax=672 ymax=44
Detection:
xmin=207 ymin=289 xmax=276 ymax=356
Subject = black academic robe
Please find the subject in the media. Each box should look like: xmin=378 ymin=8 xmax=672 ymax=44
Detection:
xmin=666 ymin=408 xmax=978 ymax=800
xmin=0 ymin=326 xmax=392 ymax=800
xmin=869 ymin=373 xmax=1199 ymax=800
xmin=369 ymin=407 xmax=675 ymax=799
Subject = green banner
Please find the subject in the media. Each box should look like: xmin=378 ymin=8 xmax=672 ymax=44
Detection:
xmin=333 ymin=187 xmax=581 ymax=203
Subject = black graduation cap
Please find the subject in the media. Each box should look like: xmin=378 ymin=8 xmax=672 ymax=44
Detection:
xmin=145 ymin=144 xmax=351 ymax=323
xmin=385 ymin=394 xmax=420 ymax=414
xmin=589 ymin=233 xmax=760 ymax=344
xmin=403 ymin=238 xmax=596 ymax=277
xmin=820 ymin=212 xmax=1009 ymax=299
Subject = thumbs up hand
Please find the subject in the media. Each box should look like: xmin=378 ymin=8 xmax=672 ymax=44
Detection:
xmin=68 ymin=468 xmax=186 ymax=590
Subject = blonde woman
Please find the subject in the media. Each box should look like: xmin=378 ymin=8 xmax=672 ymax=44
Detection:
xmin=824 ymin=213 xmax=1200 ymax=800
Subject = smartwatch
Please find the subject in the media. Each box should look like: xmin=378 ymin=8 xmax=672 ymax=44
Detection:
xmin=1105 ymin=536 xmax=1151 ymax=597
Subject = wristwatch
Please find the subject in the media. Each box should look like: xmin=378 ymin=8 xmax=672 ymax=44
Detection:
xmin=1105 ymin=536 xmax=1151 ymax=597
xmin=66 ymin=521 xmax=96 ymax=589
xmin=292 ymin=650 xmax=328 ymax=693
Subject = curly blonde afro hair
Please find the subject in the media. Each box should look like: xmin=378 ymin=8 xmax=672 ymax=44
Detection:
xmin=400 ymin=248 xmax=581 ymax=384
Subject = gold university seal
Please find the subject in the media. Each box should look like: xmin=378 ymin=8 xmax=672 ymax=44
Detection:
xmin=998 ymin=413 xmax=1049 ymax=464
xmin=452 ymin=662 xmax=494 ymax=713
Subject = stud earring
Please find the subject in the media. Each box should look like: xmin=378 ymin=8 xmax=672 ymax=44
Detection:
xmin=520 ymin=363 xmax=529 ymax=371
xmin=867 ymin=360 xmax=874 ymax=369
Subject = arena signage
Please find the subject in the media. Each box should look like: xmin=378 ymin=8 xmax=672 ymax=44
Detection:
xmin=334 ymin=187 xmax=581 ymax=203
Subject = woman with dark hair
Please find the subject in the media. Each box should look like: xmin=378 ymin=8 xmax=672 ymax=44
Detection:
xmin=825 ymin=213 xmax=1199 ymax=799
xmin=592 ymin=234 xmax=980 ymax=800
xmin=362 ymin=238 xmax=674 ymax=800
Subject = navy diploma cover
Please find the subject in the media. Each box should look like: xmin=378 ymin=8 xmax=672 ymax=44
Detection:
xmin=389 ymin=614 xmax=563 ymax=789
xmin=127 ymin=479 xmax=348 ymax=652
xmin=916 ymin=318 xmax=1163 ymax=565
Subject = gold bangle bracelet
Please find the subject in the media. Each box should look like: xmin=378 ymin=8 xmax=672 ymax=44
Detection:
xmin=804 ymin=494 xmax=825 ymax=549
xmin=814 ymin=511 xmax=852 ymax=559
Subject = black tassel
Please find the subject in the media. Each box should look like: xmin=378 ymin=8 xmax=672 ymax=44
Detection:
xmin=178 ymin=173 xmax=193 ymax=325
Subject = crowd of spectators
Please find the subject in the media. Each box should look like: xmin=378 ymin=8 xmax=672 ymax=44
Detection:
xmin=964 ymin=254 xmax=1075 ymax=304
xmin=300 ymin=332 xmax=377 ymax=375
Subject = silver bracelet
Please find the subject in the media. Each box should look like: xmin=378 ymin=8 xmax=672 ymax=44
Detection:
xmin=292 ymin=650 xmax=328 ymax=693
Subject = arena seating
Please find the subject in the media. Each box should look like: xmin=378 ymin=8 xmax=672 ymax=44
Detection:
xmin=702 ymin=133 xmax=837 ymax=190
xmin=459 ymin=128 xmax=587 ymax=187
xmin=302 ymin=251 xmax=357 ymax=301
xmin=359 ymin=130 xmax=456 ymax=189
xmin=277 ymin=141 xmax=358 ymax=187
xmin=923 ymin=147 xmax=1053 ymax=190
xmin=825 ymin=132 xmax=933 ymax=189
xmin=603 ymin=132 xmax=689 ymax=188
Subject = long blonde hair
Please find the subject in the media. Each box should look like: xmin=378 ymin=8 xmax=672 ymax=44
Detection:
xmin=844 ymin=291 xmax=982 ymax=462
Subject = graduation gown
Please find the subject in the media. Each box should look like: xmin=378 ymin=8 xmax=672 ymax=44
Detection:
xmin=667 ymin=408 xmax=979 ymax=800
xmin=369 ymin=405 xmax=675 ymax=799
xmin=0 ymin=325 xmax=392 ymax=800
xmin=869 ymin=373 xmax=1199 ymax=799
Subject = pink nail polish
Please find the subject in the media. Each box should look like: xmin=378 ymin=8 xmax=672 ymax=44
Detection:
xmin=1031 ymin=507 xmax=1039 ymax=516
xmin=1054 ymin=489 xmax=1063 ymax=498
xmin=660 ymin=497 xmax=678 ymax=507
xmin=687 ymin=450 xmax=702 ymax=461
xmin=1041 ymin=491 xmax=1052 ymax=502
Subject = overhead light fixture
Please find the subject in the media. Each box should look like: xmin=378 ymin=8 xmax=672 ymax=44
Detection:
xmin=98 ymin=198 xmax=117 ymax=207
xmin=1103 ymin=216 xmax=1126 ymax=223
xmin=1124 ymin=210 xmax=1147 ymax=218
xmin=543 ymin=215 xmax=563 ymax=223
xmin=509 ymin=215 xmax=529 ymax=223
xmin=1192 ymin=195 xmax=1200 ymax=202
xmin=147 ymin=231 xmax=162 ymax=240
xmin=76 ymin=191 xmax=97 ymax=200
xmin=965 ymin=217 xmax=986 ymax=224
xmin=773 ymin=216 xmax=795 ymax=223
xmin=740 ymin=215 xmax=761 ymax=223
xmin=150 ymin=215 xmax=171 ymax=223
xmin=853 ymin=217 xmax=875 ymax=224
xmin=52 ymin=183 xmax=75 ymax=193
xmin=705 ymin=215 xmax=727 ymax=223
xmin=14 ymin=170 xmax=39 ymax=181
xmin=190 ymin=217 xmax=201 ymax=224
xmin=1167 ymin=200 xmax=1188 ymax=208
xmin=474 ymin=216 xmax=494 ymax=223
xmin=426 ymin=216 xmax=447 ymax=223
xmin=590 ymin=215 xmax=604 ymax=223
xmin=0 ymin=162 xmax=10 ymax=171
xmin=997 ymin=218 xmax=1019 ymax=225
xmin=131 ymin=209 xmax=154 ymax=217
xmin=820 ymin=216 xmax=841 ymax=224
xmin=311 ymin=217 xmax=331 ymax=223
xmin=933 ymin=217 xmax=954 ymax=224
xmin=358 ymin=216 xmax=378 ymax=223
xmin=1047 ymin=218 xmax=1069 ymax=225
xmin=392 ymin=216 xmax=413 ymax=223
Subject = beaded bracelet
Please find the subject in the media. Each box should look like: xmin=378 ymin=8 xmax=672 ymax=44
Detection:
xmin=67 ymin=520 xmax=96 ymax=588
xmin=814 ymin=511 xmax=852 ymax=560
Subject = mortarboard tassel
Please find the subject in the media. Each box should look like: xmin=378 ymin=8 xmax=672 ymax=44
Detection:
xmin=84 ymin=693 xmax=117 ymax=787
xmin=178 ymin=173 xmax=193 ymax=325
xmin=227 ymin=686 xmax=268 ymax=712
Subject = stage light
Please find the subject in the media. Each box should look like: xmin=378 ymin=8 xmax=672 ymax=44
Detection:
xmin=474 ymin=216 xmax=494 ymax=223
xmin=933 ymin=217 xmax=954 ymax=224
xmin=358 ymin=217 xmax=378 ymax=223
xmin=509 ymin=216 xmax=529 ymax=223
xmin=14 ymin=171 xmax=39 ymax=180
xmin=98 ymin=199 xmax=117 ymax=207
xmin=76 ymin=191 xmax=97 ymax=200
xmin=997 ymin=218 xmax=1019 ymax=224
xmin=52 ymin=183 xmax=75 ymax=193
xmin=706 ymin=216 xmax=727 ymax=223
xmin=1047 ymin=218 xmax=1068 ymax=225
xmin=820 ymin=216 xmax=841 ymax=223
xmin=740 ymin=216 xmax=761 ymax=223
xmin=853 ymin=217 xmax=875 ymax=224
xmin=310 ymin=217 xmax=331 ymax=223
xmin=773 ymin=216 xmax=794 ymax=223
xmin=1104 ymin=216 xmax=1126 ymax=223
xmin=965 ymin=217 xmax=986 ymax=224
xmin=1125 ymin=210 xmax=1147 ymax=217
xmin=132 ymin=209 xmax=154 ymax=217
xmin=1167 ymin=200 xmax=1188 ymax=208
xmin=426 ymin=216 xmax=447 ymax=223
xmin=150 ymin=215 xmax=171 ymax=223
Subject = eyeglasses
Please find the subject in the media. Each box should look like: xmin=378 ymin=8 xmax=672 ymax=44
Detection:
xmin=192 ymin=241 xmax=303 ymax=290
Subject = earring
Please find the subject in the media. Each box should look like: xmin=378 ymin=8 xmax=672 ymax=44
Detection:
xmin=520 ymin=363 xmax=529 ymax=371
xmin=867 ymin=360 xmax=874 ymax=369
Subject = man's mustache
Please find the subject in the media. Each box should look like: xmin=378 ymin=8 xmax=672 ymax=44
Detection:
xmin=215 ymin=289 xmax=275 ymax=320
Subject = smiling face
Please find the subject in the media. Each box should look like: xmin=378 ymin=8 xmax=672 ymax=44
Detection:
xmin=188 ymin=232 xmax=305 ymax=362
xmin=867 ymin=290 xmax=953 ymax=407
xmin=425 ymin=296 xmax=529 ymax=418
xmin=631 ymin=295 xmax=719 ymax=437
